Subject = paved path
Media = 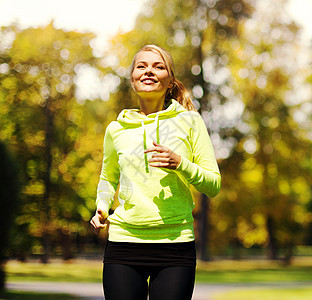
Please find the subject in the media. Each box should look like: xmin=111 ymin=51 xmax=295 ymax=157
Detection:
xmin=7 ymin=281 xmax=312 ymax=300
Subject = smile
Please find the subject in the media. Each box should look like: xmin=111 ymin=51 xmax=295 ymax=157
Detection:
xmin=141 ymin=78 xmax=158 ymax=84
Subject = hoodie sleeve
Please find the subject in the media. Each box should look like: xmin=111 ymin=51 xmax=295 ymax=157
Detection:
xmin=96 ymin=122 xmax=120 ymax=212
xmin=174 ymin=113 xmax=221 ymax=197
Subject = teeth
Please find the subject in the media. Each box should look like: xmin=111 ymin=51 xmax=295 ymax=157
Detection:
xmin=142 ymin=78 xmax=156 ymax=83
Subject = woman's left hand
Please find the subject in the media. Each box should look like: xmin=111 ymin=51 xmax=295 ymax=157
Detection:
xmin=144 ymin=141 xmax=181 ymax=170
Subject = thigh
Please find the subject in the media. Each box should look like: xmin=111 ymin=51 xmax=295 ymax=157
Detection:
xmin=149 ymin=266 xmax=196 ymax=300
xmin=103 ymin=263 xmax=148 ymax=300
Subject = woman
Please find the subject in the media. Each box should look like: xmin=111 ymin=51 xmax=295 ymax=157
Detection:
xmin=90 ymin=45 xmax=221 ymax=300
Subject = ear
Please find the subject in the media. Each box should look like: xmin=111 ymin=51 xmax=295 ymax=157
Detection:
xmin=168 ymin=81 xmax=174 ymax=89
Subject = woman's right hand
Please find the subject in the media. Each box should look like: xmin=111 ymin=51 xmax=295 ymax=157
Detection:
xmin=90 ymin=209 xmax=108 ymax=234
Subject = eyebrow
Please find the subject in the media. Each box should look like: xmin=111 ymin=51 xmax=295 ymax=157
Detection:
xmin=136 ymin=61 xmax=165 ymax=65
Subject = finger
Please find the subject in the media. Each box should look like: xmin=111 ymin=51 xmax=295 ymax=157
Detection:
xmin=152 ymin=140 xmax=161 ymax=147
xmin=90 ymin=217 xmax=107 ymax=232
xmin=151 ymin=152 xmax=170 ymax=158
xmin=90 ymin=218 xmax=95 ymax=229
xmin=91 ymin=224 xmax=107 ymax=235
xmin=144 ymin=147 xmax=157 ymax=153
xmin=98 ymin=223 xmax=107 ymax=230
xmin=91 ymin=215 xmax=106 ymax=228
xmin=149 ymin=162 xmax=170 ymax=168
xmin=149 ymin=157 xmax=170 ymax=163
xmin=90 ymin=217 xmax=99 ymax=229
xmin=144 ymin=146 xmax=166 ymax=153
xmin=90 ymin=220 xmax=100 ymax=234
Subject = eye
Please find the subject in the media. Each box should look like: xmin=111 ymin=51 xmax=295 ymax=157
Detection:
xmin=156 ymin=65 xmax=165 ymax=70
xmin=137 ymin=65 xmax=145 ymax=69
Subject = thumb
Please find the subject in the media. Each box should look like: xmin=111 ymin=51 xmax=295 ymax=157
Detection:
xmin=97 ymin=209 xmax=108 ymax=222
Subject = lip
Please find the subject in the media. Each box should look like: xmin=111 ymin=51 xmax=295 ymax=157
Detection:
xmin=141 ymin=77 xmax=158 ymax=84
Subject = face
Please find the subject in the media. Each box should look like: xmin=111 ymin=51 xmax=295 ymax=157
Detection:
xmin=131 ymin=50 xmax=172 ymax=100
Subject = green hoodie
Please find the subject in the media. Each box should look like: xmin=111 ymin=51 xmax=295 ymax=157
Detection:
xmin=96 ymin=99 xmax=221 ymax=243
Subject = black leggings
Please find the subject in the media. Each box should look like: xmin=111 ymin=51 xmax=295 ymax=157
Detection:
xmin=103 ymin=263 xmax=196 ymax=300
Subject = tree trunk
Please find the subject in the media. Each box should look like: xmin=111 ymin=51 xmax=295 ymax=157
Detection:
xmin=231 ymin=237 xmax=241 ymax=260
xmin=0 ymin=263 xmax=5 ymax=292
xmin=267 ymin=215 xmax=278 ymax=260
xmin=58 ymin=229 xmax=73 ymax=261
xmin=40 ymin=93 xmax=54 ymax=264
xmin=198 ymin=194 xmax=210 ymax=261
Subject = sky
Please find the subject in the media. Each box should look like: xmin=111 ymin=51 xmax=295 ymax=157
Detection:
xmin=286 ymin=0 xmax=312 ymax=44
xmin=0 ymin=0 xmax=147 ymax=54
xmin=0 ymin=0 xmax=146 ymax=34
xmin=0 ymin=0 xmax=311 ymax=45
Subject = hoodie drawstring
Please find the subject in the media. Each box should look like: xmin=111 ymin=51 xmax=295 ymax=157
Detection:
xmin=155 ymin=113 xmax=160 ymax=144
xmin=142 ymin=113 xmax=160 ymax=173
xmin=142 ymin=121 xmax=149 ymax=173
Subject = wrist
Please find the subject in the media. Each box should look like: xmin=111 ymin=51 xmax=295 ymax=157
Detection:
xmin=176 ymin=155 xmax=182 ymax=169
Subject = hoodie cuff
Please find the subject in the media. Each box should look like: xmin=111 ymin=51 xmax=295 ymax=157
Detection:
xmin=175 ymin=155 xmax=193 ymax=181
xmin=176 ymin=155 xmax=182 ymax=169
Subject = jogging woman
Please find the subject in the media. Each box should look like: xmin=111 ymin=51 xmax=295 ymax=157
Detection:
xmin=90 ymin=44 xmax=221 ymax=300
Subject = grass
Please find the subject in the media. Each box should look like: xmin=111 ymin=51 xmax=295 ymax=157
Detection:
xmin=196 ymin=257 xmax=312 ymax=283
xmin=0 ymin=291 xmax=82 ymax=300
xmin=213 ymin=288 xmax=312 ymax=300
xmin=6 ymin=259 xmax=102 ymax=283
xmin=5 ymin=256 xmax=312 ymax=284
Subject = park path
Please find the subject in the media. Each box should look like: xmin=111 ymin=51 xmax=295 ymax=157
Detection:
xmin=7 ymin=281 xmax=236 ymax=300
xmin=7 ymin=281 xmax=312 ymax=300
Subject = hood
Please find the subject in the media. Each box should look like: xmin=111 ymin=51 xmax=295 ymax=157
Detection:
xmin=117 ymin=99 xmax=187 ymax=126
xmin=116 ymin=99 xmax=187 ymax=173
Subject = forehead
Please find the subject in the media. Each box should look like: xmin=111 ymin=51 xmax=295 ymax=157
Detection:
xmin=134 ymin=50 xmax=165 ymax=64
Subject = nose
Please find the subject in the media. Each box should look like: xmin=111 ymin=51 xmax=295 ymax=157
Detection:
xmin=145 ymin=66 xmax=154 ymax=75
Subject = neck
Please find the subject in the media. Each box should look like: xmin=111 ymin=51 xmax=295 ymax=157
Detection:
xmin=138 ymin=97 xmax=165 ymax=115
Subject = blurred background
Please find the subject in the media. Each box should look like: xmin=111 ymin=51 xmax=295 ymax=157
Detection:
xmin=0 ymin=0 xmax=311 ymax=290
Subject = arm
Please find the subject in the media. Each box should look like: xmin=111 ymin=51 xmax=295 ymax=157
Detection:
xmin=96 ymin=122 xmax=120 ymax=212
xmin=175 ymin=113 xmax=221 ymax=197
xmin=144 ymin=113 xmax=221 ymax=198
xmin=90 ymin=123 xmax=120 ymax=234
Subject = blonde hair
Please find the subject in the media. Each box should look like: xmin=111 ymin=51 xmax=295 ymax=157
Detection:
xmin=130 ymin=45 xmax=196 ymax=111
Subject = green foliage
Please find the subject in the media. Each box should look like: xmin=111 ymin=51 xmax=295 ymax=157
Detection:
xmin=212 ymin=2 xmax=312 ymax=258
xmin=0 ymin=23 xmax=107 ymax=261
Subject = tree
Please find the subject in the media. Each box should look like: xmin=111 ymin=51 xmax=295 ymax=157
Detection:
xmin=0 ymin=23 xmax=104 ymax=262
xmin=213 ymin=0 xmax=312 ymax=261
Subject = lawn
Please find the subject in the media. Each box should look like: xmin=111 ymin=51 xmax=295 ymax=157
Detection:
xmin=196 ymin=256 xmax=312 ymax=283
xmin=6 ymin=259 xmax=102 ymax=283
xmin=5 ymin=256 xmax=312 ymax=284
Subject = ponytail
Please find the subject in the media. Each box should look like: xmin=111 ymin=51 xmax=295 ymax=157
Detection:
xmin=165 ymin=78 xmax=196 ymax=112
